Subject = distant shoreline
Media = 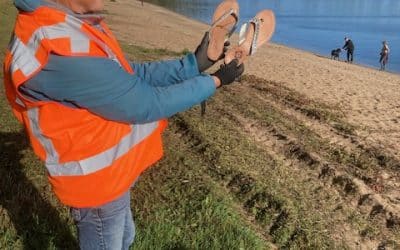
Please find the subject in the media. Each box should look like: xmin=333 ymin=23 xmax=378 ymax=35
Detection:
xmin=106 ymin=0 xmax=399 ymax=77
xmin=140 ymin=0 xmax=399 ymax=74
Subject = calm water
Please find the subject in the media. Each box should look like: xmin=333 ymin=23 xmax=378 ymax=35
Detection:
xmin=145 ymin=0 xmax=400 ymax=73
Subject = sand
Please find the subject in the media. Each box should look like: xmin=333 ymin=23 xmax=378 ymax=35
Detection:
xmin=104 ymin=0 xmax=400 ymax=157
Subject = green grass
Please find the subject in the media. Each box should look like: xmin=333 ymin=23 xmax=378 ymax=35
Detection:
xmin=168 ymin=108 xmax=339 ymax=249
xmin=132 ymin=126 xmax=269 ymax=249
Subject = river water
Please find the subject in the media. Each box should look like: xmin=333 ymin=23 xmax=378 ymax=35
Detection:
xmin=145 ymin=0 xmax=400 ymax=73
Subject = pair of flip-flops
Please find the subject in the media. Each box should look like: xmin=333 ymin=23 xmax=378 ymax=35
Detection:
xmin=201 ymin=0 xmax=276 ymax=116
xmin=208 ymin=0 xmax=275 ymax=65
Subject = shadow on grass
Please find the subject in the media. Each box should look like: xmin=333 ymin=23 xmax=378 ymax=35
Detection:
xmin=0 ymin=130 xmax=78 ymax=249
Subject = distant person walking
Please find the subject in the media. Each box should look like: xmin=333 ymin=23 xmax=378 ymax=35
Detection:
xmin=380 ymin=41 xmax=390 ymax=70
xmin=342 ymin=37 xmax=355 ymax=63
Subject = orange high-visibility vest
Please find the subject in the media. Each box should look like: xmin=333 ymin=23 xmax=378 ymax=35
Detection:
xmin=3 ymin=6 xmax=167 ymax=208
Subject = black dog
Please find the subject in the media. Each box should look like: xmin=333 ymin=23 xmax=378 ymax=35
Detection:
xmin=331 ymin=48 xmax=341 ymax=60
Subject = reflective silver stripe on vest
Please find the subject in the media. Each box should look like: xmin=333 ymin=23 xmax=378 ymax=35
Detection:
xmin=27 ymin=108 xmax=60 ymax=164
xmin=44 ymin=16 xmax=91 ymax=53
xmin=10 ymin=15 xmax=96 ymax=76
xmin=10 ymin=36 xmax=41 ymax=76
xmin=27 ymin=108 xmax=159 ymax=176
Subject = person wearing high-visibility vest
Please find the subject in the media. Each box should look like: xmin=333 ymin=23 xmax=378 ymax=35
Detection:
xmin=3 ymin=0 xmax=244 ymax=249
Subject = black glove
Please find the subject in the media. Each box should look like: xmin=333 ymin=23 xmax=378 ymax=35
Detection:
xmin=194 ymin=32 xmax=230 ymax=72
xmin=212 ymin=60 xmax=245 ymax=86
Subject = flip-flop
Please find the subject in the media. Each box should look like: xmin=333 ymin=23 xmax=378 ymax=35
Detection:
xmin=202 ymin=0 xmax=238 ymax=117
xmin=207 ymin=0 xmax=239 ymax=61
xmin=224 ymin=10 xmax=275 ymax=65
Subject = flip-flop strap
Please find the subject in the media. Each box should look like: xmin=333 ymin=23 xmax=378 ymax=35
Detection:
xmin=238 ymin=16 xmax=261 ymax=56
xmin=249 ymin=17 xmax=261 ymax=56
xmin=209 ymin=8 xmax=239 ymax=38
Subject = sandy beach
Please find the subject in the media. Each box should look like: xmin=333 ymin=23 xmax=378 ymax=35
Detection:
xmin=105 ymin=0 xmax=400 ymax=158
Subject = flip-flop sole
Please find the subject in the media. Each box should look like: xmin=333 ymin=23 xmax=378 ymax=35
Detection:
xmin=225 ymin=10 xmax=275 ymax=65
xmin=208 ymin=0 xmax=239 ymax=61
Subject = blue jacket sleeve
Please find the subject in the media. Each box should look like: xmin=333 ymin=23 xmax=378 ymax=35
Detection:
xmin=131 ymin=53 xmax=201 ymax=87
xmin=21 ymin=54 xmax=216 ymax=124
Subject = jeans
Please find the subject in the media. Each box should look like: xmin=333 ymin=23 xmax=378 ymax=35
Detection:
xmin=70 ymin=191 xmax=135 ymax=250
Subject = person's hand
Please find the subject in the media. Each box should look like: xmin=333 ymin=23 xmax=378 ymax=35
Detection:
xmin=195 ymin=32 xmax=230 ymax=72
xmin=212 ymin=60 xmax=244 ymax=87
